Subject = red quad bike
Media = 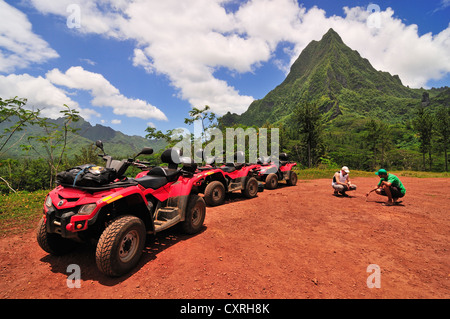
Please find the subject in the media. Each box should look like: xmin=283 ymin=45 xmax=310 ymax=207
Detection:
xmin=37 ymin=141 xmax=206 ymax=277
xmin=255 ymin=152 xmax=298 ymax=189
xmin=194 ymin=150 xmax=262 ymax=207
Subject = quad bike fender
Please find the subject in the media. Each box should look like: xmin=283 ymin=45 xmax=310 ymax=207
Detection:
xmin=280 ymin=162 xmax=297 ymax=171
xmin=46 ymin=186 xmax=152 ymax=236
xmin=144 ymin=182 xmax=174 ymax=202
xmin=166 ymin=174 xmax=204 ymax=221
xmin=194 ymin=169 xmax=227 ymax=191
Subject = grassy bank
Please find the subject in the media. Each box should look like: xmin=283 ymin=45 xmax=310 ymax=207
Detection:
xmin=0 ymin=190 xmax=47 ymax=236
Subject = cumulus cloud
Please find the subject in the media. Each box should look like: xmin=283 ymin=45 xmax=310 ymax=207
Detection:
xmin=0 ymin=66 xmax=168 ymax=122
xmin=0 ymin=0 xmax=58 ymax=72
xmin=46 ymin=66 xmax=168 ymax=121
xmin=0 ymin=73 xmax=98 ymax=119
xmin=24 ymin=1 xmax=450 ymax=114
xmin=28 ymin=0 xmax=127 ymax=37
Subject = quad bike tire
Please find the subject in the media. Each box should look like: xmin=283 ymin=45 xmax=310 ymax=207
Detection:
xmin=96 ymin=215 xmax=146 ymax=277
xmin=287 ymin=171 xmax=298 ymax=186
xmin=242 ymin=176 xmax=259 ymax=198
xmin=265 ymin=173 xmax=278 ymax=189
xmin=204 ymin=181 xmax=226 ymax=206
xmin=181 ymin=194 xmax=206 ymax=234
xmin=36 ymin=217 xmax=76 ymax=256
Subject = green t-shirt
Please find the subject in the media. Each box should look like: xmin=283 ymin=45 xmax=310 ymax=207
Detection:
xmin=378 ymin=174 xmax=406 ymax=195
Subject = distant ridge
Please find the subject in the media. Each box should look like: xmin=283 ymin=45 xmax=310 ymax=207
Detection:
xmin=0 ymin=116 xmax=166 ymax=158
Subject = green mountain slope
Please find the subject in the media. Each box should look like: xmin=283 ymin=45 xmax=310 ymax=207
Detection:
xmin=221 ymin=28 xmax=441 ymax=127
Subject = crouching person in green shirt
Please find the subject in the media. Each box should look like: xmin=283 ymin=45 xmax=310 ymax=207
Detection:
xmin=367 ymin=169 xmax=406 ymax=206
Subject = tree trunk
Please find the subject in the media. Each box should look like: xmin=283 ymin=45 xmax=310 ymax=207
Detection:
xmin=307 ymin=142 xmax=311 ymax=168
xmin=445 ymin=146 xmax=448 ymax=172
xmin=429 ymin=149 xmax=432 ymax=171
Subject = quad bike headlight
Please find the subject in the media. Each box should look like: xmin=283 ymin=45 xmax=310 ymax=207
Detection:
xmin=45 ymin=195 xmax=53 ymax=208
xmin=78 ymin=203 xmax=97 ymax=215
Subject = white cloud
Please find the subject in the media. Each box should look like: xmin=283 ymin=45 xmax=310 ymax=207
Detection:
xmin=0 ymin=0 xmax=58 ymax=72
xmin=0 ymin=66 xmax=168 ymax=122
xmin=80 ymin=58 xmax=96 ymax=66
xmin=132 ymin=49 xmax=154 ymax=74
xmin=27 ymin=0 xmax=450 ymax=114
xmin=111 ymin=119 xmax=121 ymax=124
xmin=0 ymin=73 xmax=99 ymax=120
xmin=46 ymin=66 xmax=168 ymax=120
xmin=435 ymin=0 xmax=450 ymax=12
xmin=28 ymin=0 xmax=127 ymax=37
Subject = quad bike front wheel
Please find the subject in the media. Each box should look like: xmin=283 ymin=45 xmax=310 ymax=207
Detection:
xmin=265 ymin=173 xmax=278 ymax=189
xmin=181 ymin=194 xmax=206 ymax=234
xmin=36 ymin=217 xmax=76 ymax=255
xmin=287 ymin=171 xmax=298 ymax=186
xmin=242 ymin=177 xmax=259 ymax=198
xmin=96 ymin=215 xmax=146 ymax=277
xmin=204 ymin=181 xmax=225 ymax=206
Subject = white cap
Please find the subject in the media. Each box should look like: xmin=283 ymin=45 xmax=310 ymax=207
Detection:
xmin=341 ymin=166 xmax=350 ymax=173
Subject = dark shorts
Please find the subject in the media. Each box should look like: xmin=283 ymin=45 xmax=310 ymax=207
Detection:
xmin=379 ymin=186 xmax=405 ymax=199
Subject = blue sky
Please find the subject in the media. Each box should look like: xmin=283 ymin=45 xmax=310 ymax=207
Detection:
xmin=0 ymin=0 xmax=449 ymax=137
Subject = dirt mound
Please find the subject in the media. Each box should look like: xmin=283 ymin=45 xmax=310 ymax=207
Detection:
xmin=1 ymin=177 xmax=449 ymax=299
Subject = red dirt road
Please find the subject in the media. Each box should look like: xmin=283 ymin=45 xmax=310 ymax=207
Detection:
xmin=0 ymin=177 xmax=449 ymax=299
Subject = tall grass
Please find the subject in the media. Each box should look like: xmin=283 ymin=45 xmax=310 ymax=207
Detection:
xmin=0 ymin=190 xmax=47 ymax=235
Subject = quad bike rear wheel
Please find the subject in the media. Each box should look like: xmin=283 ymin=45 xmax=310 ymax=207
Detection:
xmin=287 ymin=171 xmax=298 ymax=186
xmin=204 ymin=181 xmax=225 ymax=206
xmin=265 ymin=173 xmax=278 ymax=189
xmin=181 ymin=194 xmax=206 ymax=234
xmin=242 ymin=177 xmax=259 ymax=198
xmin=96 ymin=215 xmax=146 ymax=277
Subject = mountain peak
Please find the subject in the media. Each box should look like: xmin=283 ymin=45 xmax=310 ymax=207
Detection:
xmin=321 ymin=28 xmax=343 ymax=43
xmin=221 ymin=28 xmax=421 ymax=127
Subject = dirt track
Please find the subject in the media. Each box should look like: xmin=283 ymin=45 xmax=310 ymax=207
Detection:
xmin=0 ymin=177 xmax=449 ymax=299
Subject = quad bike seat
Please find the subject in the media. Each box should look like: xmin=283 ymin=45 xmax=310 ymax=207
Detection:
xmin=135 ymin=148 xmax=190 ymax=189
xmin=135 ymin=175 xmax=169 ymax=189
xmin=219 ymin=151 xmax=245 ymax=173
xmin=135 ymin=166 xmax=181 ymax=189
xmin=220 ymin=163 xmax=236 ymax=173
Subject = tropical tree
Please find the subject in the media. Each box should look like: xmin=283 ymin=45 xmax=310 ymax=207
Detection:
xmin=363 ymin=118 xmax=392 ymax=170
xmin=294 ymin=101 xmax=324 ymax=168
xmin=0 ymin=97 xmax=40 ymax=192
xmin=434 ymin=106 xmax=450 ymax=171
xmin=413 ymin=105 xmax=433 ymax=170
xmin=22 ymin=105 xmax=80 ymax=187
xmin=184 ymin=105 xmax=218 ymax=144
xmin=0 ymin=97 xmax=40 ymax=157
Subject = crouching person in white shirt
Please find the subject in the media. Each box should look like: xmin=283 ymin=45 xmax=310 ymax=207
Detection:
xmin=332 ymin=166 xmax=357 ymax=197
